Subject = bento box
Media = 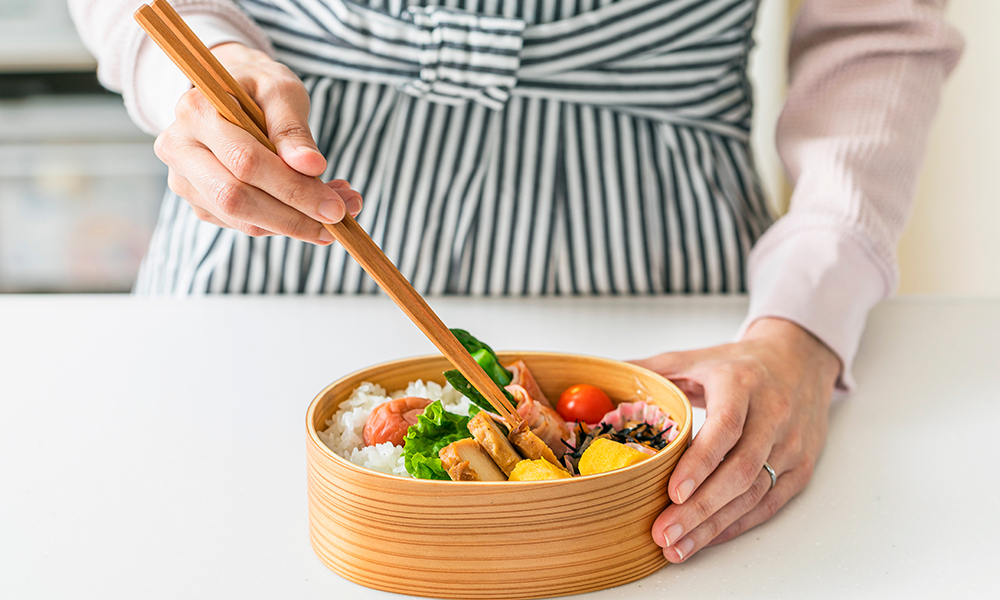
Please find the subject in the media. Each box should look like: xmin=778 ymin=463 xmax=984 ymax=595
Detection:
xmin=305 ymin=351 xmax=692 ymax=599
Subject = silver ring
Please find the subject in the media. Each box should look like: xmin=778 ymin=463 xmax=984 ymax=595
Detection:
xmin=763 ymin=462 xmax=777 ymax=491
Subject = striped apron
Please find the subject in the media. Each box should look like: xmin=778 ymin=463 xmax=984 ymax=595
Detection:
xmin=135 ymin=0 xmax=772 ymax=296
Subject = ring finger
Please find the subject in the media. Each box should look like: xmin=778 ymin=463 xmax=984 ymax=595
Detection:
xmin=707 ymin=465 xmax=808 ymax=549
xmin=327 ymin=179 xmax=363 ymax=217
xmin=652 ymin=403 xmax=777 ymax=550
xmin=664 ymin=459 xmax=782 ymax=562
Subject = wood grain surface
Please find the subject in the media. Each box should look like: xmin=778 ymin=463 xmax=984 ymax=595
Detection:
xmin=306 ymin=352 xmax=692 ymax=599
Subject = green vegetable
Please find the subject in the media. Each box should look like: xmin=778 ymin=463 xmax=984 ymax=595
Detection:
xmin=451 ymin=329 xmax=512 ymax=384
xmin=444 ymin=369 xmax=516 ymax=413
xmin=403 ymin=400 xmax=479 ymax=480
xmin=444 ymin=329 xmax=515 ymax=411
xmin=445 ymin=369 xmax=490 ymax=412
xmin=471 ymin=348 xmax=512 ymax=386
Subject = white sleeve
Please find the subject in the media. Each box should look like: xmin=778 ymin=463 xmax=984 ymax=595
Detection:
xmin=68 ymin=0 xmax=275 ymax=134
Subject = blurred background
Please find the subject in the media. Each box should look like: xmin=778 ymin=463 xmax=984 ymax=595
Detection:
xmin=0 ymin=0 xmax=164 ymax=292
xmin=0 ymin=0 xmax=995 ymax=294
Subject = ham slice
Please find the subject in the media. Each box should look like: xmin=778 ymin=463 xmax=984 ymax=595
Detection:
xmin=506 ymin=384 xmax=572 ymax=458
xmin=506 ymin=360 xmax=551 ymax=408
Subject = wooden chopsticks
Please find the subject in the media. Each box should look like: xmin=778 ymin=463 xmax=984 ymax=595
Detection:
xmin=134 ymin=0 xmax=522 ymax=427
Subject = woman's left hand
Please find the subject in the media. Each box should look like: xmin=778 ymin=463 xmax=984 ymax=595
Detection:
xmin=631 ymin=317 xmax=841 ymax=563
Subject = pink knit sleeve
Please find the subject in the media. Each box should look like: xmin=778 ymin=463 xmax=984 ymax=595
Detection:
xmin=739 ymin=0 xmax=963 ymax=390
xmin=68 ymin=0 xmax=274 ymax=134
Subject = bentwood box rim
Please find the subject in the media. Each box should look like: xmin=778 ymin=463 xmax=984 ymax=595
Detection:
xmin=305 ymin=350 xmax=693 ymax=487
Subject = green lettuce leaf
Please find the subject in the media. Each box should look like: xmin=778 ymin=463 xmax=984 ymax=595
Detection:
xmin=403 ymin=400 xmax=479 ymax=480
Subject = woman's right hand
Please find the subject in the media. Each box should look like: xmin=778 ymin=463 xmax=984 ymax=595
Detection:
xmin=153 ymin=42 xmax=361 ymax=245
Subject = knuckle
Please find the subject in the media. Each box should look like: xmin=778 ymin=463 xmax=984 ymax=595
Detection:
xmin=717 ymin=409 xmax=745 ymax=443
xmin=191 ymin=207 xmax=214 ymax=222
xmin=715 ymin=361 xmax=739 ymax=383
xmin=784 ymin=431 xmax=804 ymax=458
xmin=761 ymin=494 xmax=783 ymax=519
xmin=701 ymin=514 xmax=732 ymax=542
xmin=688 ymin=496 xmax=715 ymax=523
xmin=174 ymin=89 xmax=203 ymax=119
xmin=733 ymin=361 xmax=763 ymax=390
xmin=153 ymin=132 xmax=176 ymax=163
xmin=774 ymin=401 xmax=793 ymax=425
xmin=165 ymin=170 xmax=181 ymax=189
xmin=723 ymin=519 xmax=745 ymax=541
xmin=284 ymin=216 xmax=316 ymax=241
xmin=271 ymin=120 xmax=312 ymax=144
xmin=236 ymin=222 xmax=266 ymax=238
xmin=799 ymin=461 xmax=816 ymax=483
xmin=770 ymin=392 xmax=793 ymax=424
xmin=280 ymin=178 xmax=311 ymax=208
xmin=749 ymin=472 xmax=771 ymax=504
xmin=166 ymin=172 xmax=188 ymax=197
xmin=258 ymin=73 xmax=307 ymax=106
xmin=224 ymin=144 xmax=260 ymax=182
xmin=729 ymin=454 xmax=761 ymax=491
xmin=696 ymin=449 xmax=722 ymax=476
xmin=213 ymin=182 xmax=248 ymax=218
xmin=272 ymin=72 xmax=305 ymax=95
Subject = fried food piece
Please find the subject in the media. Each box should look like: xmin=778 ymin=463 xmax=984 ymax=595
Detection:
xmin=467 ymin=412 xmax=522 ymax=476
xmin=508 ymin=459 xmax=572 ymax=481
xmin=507 ymin=421 xmax=568 ymax=473
xmin=439 ymin=438 xmax=507 ymax=482
xmin=508 ymin=385 xmax=571 ymax=458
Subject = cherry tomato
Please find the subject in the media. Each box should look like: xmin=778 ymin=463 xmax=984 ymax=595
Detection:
xmin=557 ymin=384 xmax=614 ymax=423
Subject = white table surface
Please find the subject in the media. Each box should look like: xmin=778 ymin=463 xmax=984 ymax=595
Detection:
xmin=1 ymin=295 xmax=998 ymax=599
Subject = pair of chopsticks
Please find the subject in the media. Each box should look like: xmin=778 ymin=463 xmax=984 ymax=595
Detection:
xmin=134 ymin=0 xmax=522 ymax=428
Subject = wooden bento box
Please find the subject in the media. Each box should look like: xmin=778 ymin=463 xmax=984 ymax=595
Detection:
xmin=305 ymin=351 xmax=693 ymax=599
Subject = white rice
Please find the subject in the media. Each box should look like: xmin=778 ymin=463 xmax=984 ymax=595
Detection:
xmin=317 ymin=379 xmax=473 ymax=477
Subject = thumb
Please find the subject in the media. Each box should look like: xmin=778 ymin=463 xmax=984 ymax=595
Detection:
xmin=210 ymin=44 xmax=326 ymax=177
xmin=261 ymin=83 xmax=326 ymax=178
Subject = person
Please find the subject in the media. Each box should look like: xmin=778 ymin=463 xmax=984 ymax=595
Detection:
xmin=70 ymin=0 xmax=961 ymax=563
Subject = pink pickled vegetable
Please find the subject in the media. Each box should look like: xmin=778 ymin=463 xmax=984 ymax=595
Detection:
xmin=600 ymin=401 xmax=679 ymax=443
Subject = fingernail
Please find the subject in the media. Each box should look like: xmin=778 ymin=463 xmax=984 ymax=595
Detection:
xmin=677 ymin=479 xmax=696 ymax=504
xmin=296 ymin=145 xmax=323 ymax=158
xmin=663 ymin=523 xmax=683 ymax=547
xmin=318 ymin=199 xmax=345 ymax=223
xmin=345 ymin=196 xmax=362 ymax=216
xmin=318 ymin=228 xmax=334 ymax=244
xmin=674 ymin=537 xmax=694 ymax=561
